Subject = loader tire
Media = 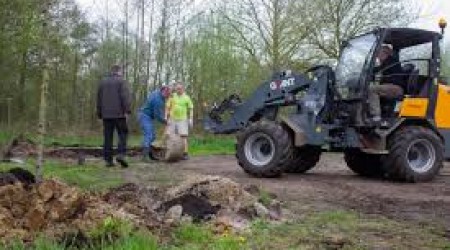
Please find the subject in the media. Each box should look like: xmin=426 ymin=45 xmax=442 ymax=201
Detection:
xmin=344 ymin=150 xmax=385 ymax=178
xmin=236 ymin=120 xmax=293 ymax=177
xmin=285 ymin=147 xmax=321 ymax=173
xmin=383 ymin=126 xmax=443 ymax=182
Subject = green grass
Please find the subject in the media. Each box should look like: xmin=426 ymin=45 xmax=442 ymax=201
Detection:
xmin=0 ymin=130 xmax=15 ymax=147
xmin=257 ymin=188 xmax=274 ymax=207
xmin=167 ymin=223 xmax=243 ymax=250
xmin=243 ymin=211 xmax=450 ymax=249
xmin=5 ymin=228 xmax=159 ymax=250
xmin=189 ymin=135 xmax=235 ymax=156
xmin=4 ymin=211 xmax=450 ymax=250
xmin=0 ymin=160 xmax=125 ymax=191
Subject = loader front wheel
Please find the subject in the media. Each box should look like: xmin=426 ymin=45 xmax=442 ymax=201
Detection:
xmin=236 ymin=121 xmax=293 ymax=177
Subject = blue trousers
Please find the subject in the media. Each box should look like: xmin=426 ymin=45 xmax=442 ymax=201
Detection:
xmin=139 ymin=112 xmax=155 ymax=148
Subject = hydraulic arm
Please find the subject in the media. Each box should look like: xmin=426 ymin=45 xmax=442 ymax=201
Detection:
xmin=204 ymin=72 xmax=313 ymax=134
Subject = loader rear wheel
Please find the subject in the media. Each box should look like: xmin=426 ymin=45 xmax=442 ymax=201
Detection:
xmin=344 ymin=150 xmax=385 ymax=178
xmin=236 ymin=120 xmax=293 ymax=177
xmin=285 ymin=147 xmax=321 ymax=173
xmin=383 ymin=126 xmax=443 ymax=182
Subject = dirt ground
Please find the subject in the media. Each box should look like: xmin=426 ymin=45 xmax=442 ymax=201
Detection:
xmin=126 ymin=153 xmax=450 ymax=233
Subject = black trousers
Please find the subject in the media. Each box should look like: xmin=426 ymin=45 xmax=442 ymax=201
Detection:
xmin=103 ymin=118 xmax=128 ymax=162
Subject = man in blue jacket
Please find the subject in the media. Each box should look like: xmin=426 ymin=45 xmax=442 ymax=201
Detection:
xmin=139 ymin=86 xmax=171 ymax=162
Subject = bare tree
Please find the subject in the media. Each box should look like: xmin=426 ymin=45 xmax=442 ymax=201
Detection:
xmin=218 ymin=0 xmax=313 ymax=71
xmin=307 ymin=0 xmax=418 ymax=59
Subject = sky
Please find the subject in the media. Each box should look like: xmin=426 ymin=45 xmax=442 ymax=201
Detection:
xmin=413 ymin=0 xmax=450 ymax=34
xmin=75 ymin=0 xmax=450 ymax=43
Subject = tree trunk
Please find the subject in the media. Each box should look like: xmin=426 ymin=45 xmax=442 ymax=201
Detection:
xmin=36 ymin=5 xmax=51 ymax=182
xmin=18 ymin=51 xmax=27 ymax=115
xmin=147 ymin=0 xmax=155 ymax=92
xmin=124 ymin=0 xmax=129 ymax=80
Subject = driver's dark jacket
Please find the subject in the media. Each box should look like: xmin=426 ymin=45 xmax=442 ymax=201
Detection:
xmin=374 ymin=55 xmax=405 ymax=91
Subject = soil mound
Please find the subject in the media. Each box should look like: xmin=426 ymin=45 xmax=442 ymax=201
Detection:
xmin=0 ymin=171 xmax=284 ymax=244
xmin=0 ymin=178 xmax=133 ymax=243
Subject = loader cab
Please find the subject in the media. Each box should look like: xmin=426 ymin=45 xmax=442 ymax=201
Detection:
xmin=334 ymin=28 xmax=443 ymax=125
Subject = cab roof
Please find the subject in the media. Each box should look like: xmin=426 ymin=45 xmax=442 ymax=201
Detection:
xmin=377 ymin=28 xmax=442 ymax=49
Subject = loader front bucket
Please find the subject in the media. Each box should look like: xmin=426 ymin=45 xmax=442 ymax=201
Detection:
xmin=203 ymin=116 xmax=221 ymax=133
xmin=203 ymin=94 xmax=242 ymax=134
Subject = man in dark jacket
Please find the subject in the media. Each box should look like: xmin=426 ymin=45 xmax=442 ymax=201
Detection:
xmin=97 ymin=65 xmax=131 ymax=167
xmin=368 ymin=45 xmax=405 ymax=123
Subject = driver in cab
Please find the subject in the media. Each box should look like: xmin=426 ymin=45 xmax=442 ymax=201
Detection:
xmin=368 ymin=44 xmax=405 ymax=125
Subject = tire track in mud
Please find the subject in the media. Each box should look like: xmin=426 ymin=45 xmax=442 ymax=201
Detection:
xmin=168 ymin=154 xmax=450 ymax=230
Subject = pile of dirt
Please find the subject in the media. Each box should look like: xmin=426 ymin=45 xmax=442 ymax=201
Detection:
xmin=104 ymin=174 xmax=286 ymax=231
xmin=158 ymin=175 xmax=287 ymax=231
xmin=165 ymin=175 xmax=258 ymax=214
xmin=0 ymin=171 xmax=136 ymax=243
xmin=0 ymin=169 xmax=286 ymax=244
xmin=103 ymin=183 xmax=162 ymax=229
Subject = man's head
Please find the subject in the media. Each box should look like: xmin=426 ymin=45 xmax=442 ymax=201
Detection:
xmin=160 ymin=86 xmax=171 ymax=98
xmin=175 ymin=83 xmax=185 ymax=96
xmin=376 ymin=44 xmax=393 ymax=63
xmin=111 ymin=65 xmax=122 ymax=76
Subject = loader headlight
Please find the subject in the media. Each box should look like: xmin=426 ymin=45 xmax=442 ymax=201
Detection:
xmin=439 ymin=18 xmax=447 ymax=29
xmin=439 ymin=18 xmax=447 ymax=34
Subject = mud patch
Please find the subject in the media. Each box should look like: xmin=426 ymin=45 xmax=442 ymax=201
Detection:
xmin=0 ymin=168 xmax=35 ymax=187
xmin=2 ymin=136 xmax=144 ymax=160
xmin=165 ymin=175 xmax=257 ymax=213
xmin=2 ymin=136 xmax=36 ymax=160
xmin=160 ymin=194 xmax=220 ymax=222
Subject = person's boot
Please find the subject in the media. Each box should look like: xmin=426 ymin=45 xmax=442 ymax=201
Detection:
xmin=182 ymin=152 xmax=189 ymax=160
xmin=142 ymin=147 xmax=151 ymax=163
xmin=105 ymin=158 xmax=115 ymax=167
xmin=116 ymin=155 xmax=129 ymax=168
